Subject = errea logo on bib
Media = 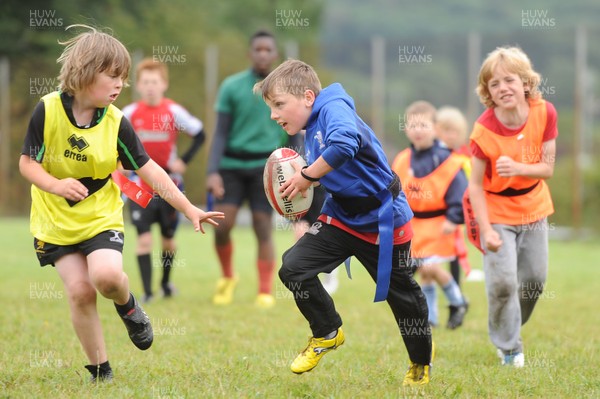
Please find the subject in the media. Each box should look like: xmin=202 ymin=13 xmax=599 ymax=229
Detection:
xmin=64 ymin=134 xmax=89 ymax=162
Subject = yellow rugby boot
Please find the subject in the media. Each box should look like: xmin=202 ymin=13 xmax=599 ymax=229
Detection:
xmin=212 ymin=277 xmax=238 ymax=305
xmin=255 ymin=293 xmax=275 ymax=308
xmin=402 ymin=340 xmax=435 ymax=386
xmin=290 ymin=328 xmax=345 ymax=374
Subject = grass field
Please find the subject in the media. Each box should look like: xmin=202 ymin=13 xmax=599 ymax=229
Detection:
xmin=0 ymin=216 xmax=598 ymax=398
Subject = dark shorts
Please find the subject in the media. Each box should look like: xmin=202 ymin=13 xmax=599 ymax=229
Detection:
xmin=217 ymin=167 xmax=272 ymax=213
xmin=34 ymin=230 xmax=125 ymax=267
xmin=129 ymin=195 xmax=179 ymax=238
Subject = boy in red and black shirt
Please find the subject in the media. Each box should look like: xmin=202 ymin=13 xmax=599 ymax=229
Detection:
xmin=122 ymin=59 xmax=205 ymax=302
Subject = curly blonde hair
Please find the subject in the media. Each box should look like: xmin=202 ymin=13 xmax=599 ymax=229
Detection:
xmin=57 ymin=24 xmax=131 ymax=95
xmin=476 ymin=46 xmax=542 ymax=108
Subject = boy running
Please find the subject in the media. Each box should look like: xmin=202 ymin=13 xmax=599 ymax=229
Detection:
xmin=255 ymin=59 xmax=433 ymax=386
xmin=19 ymin=25 xmax=223 ymax=381
xmin=468 ymin=46 xmax=557 ymax=367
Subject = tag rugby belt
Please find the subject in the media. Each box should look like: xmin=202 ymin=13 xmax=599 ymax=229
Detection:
xmin=66 ymin=173 xmax=153 ymax=208
xmin=330 ymin=172 xmax=401 ymax=302
xmin=487 ymin=181 xmax=539 ymax=197
xmin=331 ymin=172 xmax=401 ymax=216
xmin=65 ymin=175 xmax=110 ymax=207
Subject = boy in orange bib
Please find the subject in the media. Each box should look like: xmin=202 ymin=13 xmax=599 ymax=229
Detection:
xmin=392 ymin=101 xmax=469 ymax=330
xmin=468 ymin=47 xmax=557 ymax=367
xmin=435 ymin=106 xmax=472 ymax=285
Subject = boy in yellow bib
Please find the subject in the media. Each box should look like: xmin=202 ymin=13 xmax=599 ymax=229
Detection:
xmin=19 ymin=25 xmax=224 ymax=382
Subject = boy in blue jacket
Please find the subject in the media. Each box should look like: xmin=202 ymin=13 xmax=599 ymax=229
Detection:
xmin=254 ymin=59 xmax=432 ymax=386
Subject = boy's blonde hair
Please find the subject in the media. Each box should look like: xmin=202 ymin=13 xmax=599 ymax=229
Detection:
xmin=436 ymin=106 xmax=468 ymax=139
xmin=405 ymin=100 xmax=436 ymax=121
xmin=57 ymin=24 xmax=131 ymax=95
xmin=136 ymin=58 xmax=168 ymax=83
xmin=253 ymin=59 xmax=321 ymax=101
xmin=476 ymin=46 xmax=542 ymax=108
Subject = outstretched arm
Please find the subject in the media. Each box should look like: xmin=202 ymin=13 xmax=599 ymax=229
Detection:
xmin=136 ymin=159 xmax=224 ymax=232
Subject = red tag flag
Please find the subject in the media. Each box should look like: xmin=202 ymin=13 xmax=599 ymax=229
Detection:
xmin=111 ymin=171 xmax=153 ymax=208
xmin=462 ymin=190 xmax=485 ymax=254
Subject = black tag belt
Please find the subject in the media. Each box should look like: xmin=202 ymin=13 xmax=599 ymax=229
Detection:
xmin=413 ymin=209 xmax=447 ymax=219
xmin=65 ymin=175 xmax=110 ymax=207
xmin=332 ymin=172 xmax=401 ymax=216
xmin=487 ymin=181 xmax=539 ymax=197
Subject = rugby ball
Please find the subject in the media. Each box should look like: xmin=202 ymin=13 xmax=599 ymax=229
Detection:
xmin=264 ymin=148 xmax=314 ymax=220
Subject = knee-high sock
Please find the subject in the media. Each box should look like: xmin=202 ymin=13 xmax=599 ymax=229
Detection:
xmin=421 ymin=283 xmax=438 ymax=325
xmin=216 ymin=243 xmax=233 ymax=278
xmin=161 ymin=250 xmax=174 ymax=285
xmin=442 ymin=280 xmax=465 ymax=307
xmin=257 ymin=259 xmax=275 ymax=294
xmin=137 ymin=254 xmax=152 ymax=296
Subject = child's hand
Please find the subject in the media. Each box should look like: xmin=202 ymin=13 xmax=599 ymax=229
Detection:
xmin=55 ymin=178 xmax=88 ymax=202
xmin=441 ymin=220 xmax=457 ymax=235
xmin=168 ymin=158 xmax=187 ymax=175
xmin=206 ymin=173 xmax=225 ymax=200
xmin=483 ymin=229 xmax=502 ymax=252
xmin=183 ymin=206 xmax=225 ymax=233
xmin=280 ymin=161 xmax=312 ymax=200
xmin=496 ymin=156 xmax=522 ymax=177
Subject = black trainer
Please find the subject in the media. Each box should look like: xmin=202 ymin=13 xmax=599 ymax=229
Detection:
xmin=161 ymin=282 xmax=177 ymax=298
xmin=447 ymin=301 xmax=469 ymax=329
xmin=142 ymin=293 xmax=154 ymax=304
xmin=116 ymin=294 xmax=153 ymax=350
xmin=85 ymin=363 xmax=113 ymax=382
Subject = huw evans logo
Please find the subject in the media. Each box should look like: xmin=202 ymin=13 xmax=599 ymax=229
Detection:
xmin=29 ymin=10 xmax=63 ymax=29
xmin=275 ymin=9 xmax=310 ymax=29
xmin=521 ymin=9 xmax=556 ymax=29
xmin=399 ymin=45 xmax=432 ymax=64
xmin=152 ymin=45 xmax=187 ymax=65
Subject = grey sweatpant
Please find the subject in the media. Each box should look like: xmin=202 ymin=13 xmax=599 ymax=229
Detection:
xmin=483 ymin=218 xmax=548 ymax=354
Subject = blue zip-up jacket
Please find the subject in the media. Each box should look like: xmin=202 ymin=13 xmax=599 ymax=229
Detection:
xmin=304 ymin=83 xmax=413 ymax=233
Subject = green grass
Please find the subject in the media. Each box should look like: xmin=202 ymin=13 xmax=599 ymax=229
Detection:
xmin=0 ymin=217 xmax=598 ymax=398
